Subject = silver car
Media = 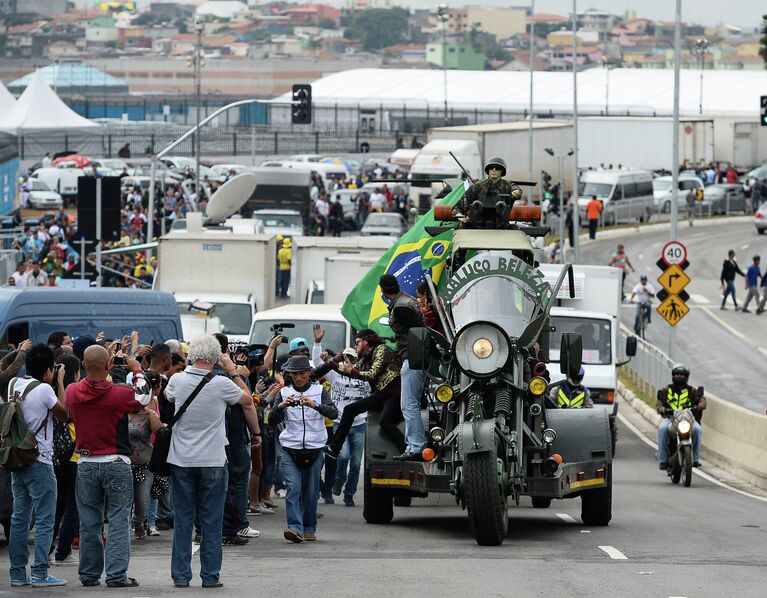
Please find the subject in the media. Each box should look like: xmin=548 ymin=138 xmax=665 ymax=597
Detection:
xmin=700 ymin=184 xmax=747 ymax=215
xmin=361 ymin=212 xmax=407 ymax=237
xmin=754 ymin=202 xmax=767 ymax=234
xmin=26 ymin=179 xmax=63 ymax=209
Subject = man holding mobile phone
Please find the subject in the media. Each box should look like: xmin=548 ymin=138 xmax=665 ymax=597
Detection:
xmin=630 ymin=274 xmax=656 ymax=335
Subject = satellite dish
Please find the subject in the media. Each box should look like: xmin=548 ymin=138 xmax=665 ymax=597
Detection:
xmin=205 ymin=173 xmax=257 ymax=224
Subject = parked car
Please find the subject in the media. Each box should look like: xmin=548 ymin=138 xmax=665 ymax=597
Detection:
xmin=700 ymin=184 xmax=747 ymax=215
xmin=754 ymin=202 xmax=767 ymax=234
xmin=360 ymin=212 xmax=407 ymax=237
xmin=741 ymin=163 xmax=767 ymax=184
xmin=26 ymin=179 xmax=63 ymax=210
xmin=652 ymin=175 xmax=703 ymax=214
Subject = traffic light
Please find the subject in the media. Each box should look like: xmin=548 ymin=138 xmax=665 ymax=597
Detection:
xmin=761 ymin=95 xmax=767 ymax=127
xmin=291 ymin=84 xmax=312 ymax=125
xmin=542 ymin=171 xmax=552 ymax=199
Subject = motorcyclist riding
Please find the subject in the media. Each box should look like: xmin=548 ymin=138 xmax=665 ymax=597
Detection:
xmin=550 ymin=367 xmax=593 ymax=409
xmin=656 ymin=363 xmax=705 ymax=470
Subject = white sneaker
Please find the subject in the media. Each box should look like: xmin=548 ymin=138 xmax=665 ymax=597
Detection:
xmin=53 ymin=554 xmax=78 ymax=566
xmin=258 ymin=503 xmax=275 ymax=514
xmin=237 ymin=526 xmax=261 ymax=539
xmin=147 ymin=526 xmax=161 ymax=536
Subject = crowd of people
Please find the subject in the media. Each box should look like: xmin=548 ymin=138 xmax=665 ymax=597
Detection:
xmin=0 ymin=272 xmax=440 ymax=587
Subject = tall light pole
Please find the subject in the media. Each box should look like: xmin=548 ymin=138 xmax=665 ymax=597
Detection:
xmin=437 ymin=5 xmax=449 ymax=125
xmin=669 ymin=0 xmax=682 ymax=358
xmin=545 ymin=147 xmax=574 ymax=263
xmin=571 ymin=0 xmax=580 ymax=264
xmin=527 ymin=1 xmax=535 ymax=188
xmin=193 ymin=15 xmax=204 ymax=202
xmin=694 ymin=37 xmax=708 ymax=115
xmin=601 ymin=56 xmax=611 ymax=115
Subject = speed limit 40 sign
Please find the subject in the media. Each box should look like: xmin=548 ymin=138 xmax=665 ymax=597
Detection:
xmin=661 ymin=241 xmax=687 ymax=266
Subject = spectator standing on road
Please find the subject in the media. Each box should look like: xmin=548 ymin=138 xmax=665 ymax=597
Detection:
xmin=565 ymin=199 xmax=575 ymax=248
xmin=66 ymin=345 xmax=150 ymax=588
xmin=741 ymin=256 xmax=762 ymax=313
xmin=586 ymin=195 xmax=602 ymax=240
xmin=608 ymin=244 xmax=635 ymax=300
xmin=165 ymin=335 xmax=260 ymax=589
xmin=369 ymin=188 xmax=387 ymax=213
xmin=270 ymin=355 xmax=337 ymax=543
xmin=720 ymin=250 xmax=745 ymax=310
xmin=277 ymin=238 xmax=292 ymax=298
xmin=8 ymin=344 xmax=69 ymax=588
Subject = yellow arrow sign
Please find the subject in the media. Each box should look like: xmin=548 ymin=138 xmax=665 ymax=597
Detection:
xmin=656 ymin=294 xmax=689 ymax=326
xmin=657 ymin=264 xmax=691 ymax=295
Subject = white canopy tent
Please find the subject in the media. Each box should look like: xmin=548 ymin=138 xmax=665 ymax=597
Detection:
xmin=0 ymin=80 xmax=16 ymax=115
xmin=281 ymin=67 xmax=767 ymax=119
xmin=0 ymin=69 xmax=98 ymax=134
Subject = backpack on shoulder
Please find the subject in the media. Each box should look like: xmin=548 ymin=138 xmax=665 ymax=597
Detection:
xmin=0 ymin=378 xmax=44 ymax=471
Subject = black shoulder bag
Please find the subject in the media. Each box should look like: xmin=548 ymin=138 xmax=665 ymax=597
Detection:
xmin=148 ymin=372 xmax=215 ymax=476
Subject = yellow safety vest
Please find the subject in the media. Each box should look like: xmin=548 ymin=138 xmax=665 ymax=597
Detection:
xmin=666 ymin=387 xmax=690 ymax=410
xmin=558 ymin=387 xmax=585 ymax=408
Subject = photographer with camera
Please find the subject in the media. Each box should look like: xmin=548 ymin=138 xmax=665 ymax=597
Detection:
xmin=269 ymin=355 xmax=337 ymax=543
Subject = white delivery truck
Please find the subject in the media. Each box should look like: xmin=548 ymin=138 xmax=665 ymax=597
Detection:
xmin=156 ymin=229 xmax=276 ymax=343
xmin=249 ymin=304 xmax=355 ymax=356
xmin=409 ymin=139 xmax=482 ymax=213
xmin=323 ymin=254 xmax=381 ymax=306
xmin=291 ymin=236 xmax=395 ymax=305
xmin=538 ymin=264 xmax=637 ymax=454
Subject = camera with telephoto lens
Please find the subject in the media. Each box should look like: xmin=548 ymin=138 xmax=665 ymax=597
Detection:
xmin=231 ymin=342 xmax=267 ymax=367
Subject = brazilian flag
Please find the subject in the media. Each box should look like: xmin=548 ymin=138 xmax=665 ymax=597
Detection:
xmin=341 ymin=184 xmax=465 ymax=337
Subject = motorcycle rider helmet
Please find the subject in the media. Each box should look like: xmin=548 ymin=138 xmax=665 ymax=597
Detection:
xmin=567 ymin=367 xmax=585 ymax=386
xmin=484 ymin=156 xmax=507 ymax=177
xmin=671 ymin=363 xmax=690 ymax=386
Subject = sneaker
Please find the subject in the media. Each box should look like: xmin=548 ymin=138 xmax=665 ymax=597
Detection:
xmin=659 ymin=462 xmax=668 ymax=470
xmin=742 ymin=308 xmax=751 ymax=313
xmin=275 ymin=488 xmax=287 ymax=498
xmin=147 ymin=526 xmax=160 ymax=537
xmin=332 ymin=481 xmax=343 ymax=496
xmin=304 ymin=532 xmax=316 ymax=541
xmin=283 ymin=528 xmax=303 ymax=543
xmin=322 ymin=493 xmax=335 ymax=505
xmin=237 ymin=526 xmax=261 ymax=539
xmin=11 ymin=578 xmax=30 ymax=587
xmin=343 ymin=496 xmax=355 ymax=507
xmin=258 ymin=503 xmax=274 ymax=515
xmin=246 ymin=505 xmax=261 ymax=515
xmin=720 ymin=305 xmax=726 ymax=310
xmin=31 ymin=575 xmax=67 ymax=587
xmin=54 ymin=554 xmax=78 ymax=566
xmin=693 ymin=461 xmax=702 ymax=467
xmin=155 ymin=519 xmax=173 ymax=530
xmin=222 ymin=535 xmax=249 ymax=546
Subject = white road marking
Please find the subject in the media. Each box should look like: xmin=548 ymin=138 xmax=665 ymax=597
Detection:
xmin=638 ymin=253 xmax=644 ymax=260
xmin=598 ymin=545 xmax=628 ymax=560
xmin=688 ymin=293 xmax=710 ymax=305
xmin=617 ymin=412 xmax=767 ymax=504
xmin=556 ymin=513 xmax=577 ymax=524
xmin=700 ymin=307 xmax=767 ymax=359
xmin=741 ymin=244 xmax=749 ymax=250
xmin=652 ymin=242 xmax=662 ymax=248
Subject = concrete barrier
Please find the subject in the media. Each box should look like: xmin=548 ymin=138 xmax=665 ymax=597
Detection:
xmin=618 ymin=381 xmax=767 ymax=491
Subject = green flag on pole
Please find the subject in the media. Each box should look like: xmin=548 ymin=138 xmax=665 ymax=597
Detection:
xmin=341 ymin=184 xmax=465 ymax=338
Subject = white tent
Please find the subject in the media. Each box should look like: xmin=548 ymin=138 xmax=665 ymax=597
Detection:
xmin=0 ymin=80 xmax=16 ymax=115
xmin=0 ymin=69 xmax=98 ymax=134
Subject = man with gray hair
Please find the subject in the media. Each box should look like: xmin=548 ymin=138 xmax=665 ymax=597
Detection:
xmin=165 ymin=335 xmax=261 ymax=589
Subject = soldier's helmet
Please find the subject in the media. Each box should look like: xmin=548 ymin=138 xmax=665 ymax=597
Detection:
xmin=484 ymin=156 xmax=507 ymax=177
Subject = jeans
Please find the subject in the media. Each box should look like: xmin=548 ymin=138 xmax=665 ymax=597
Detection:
xmin=634 ymin=303 xmax=651 ymax=335
xmin=261 ymin=427 xmax=276 ymax=486
xmin=280 ymin=452 xmax=323 ymax=536
xmin=278 ymin=270 xmax=290 ymax=296
xmin=721 ymin=279 xmax=737 ymax=307
xmin=170 ymin=465 xmax=228 ymax=586
xmin=53 ymin=461 xmax=78 ymax=560
xmin=320 ymin=426 xmax=336 ymax=499
xmin=9 ymin=461 xmax=57 ymax=582
xmin=400 ymin=359 xmax=426 ymax=453
xmin=657 ymin=418 xmax=703 ymax=464
xmin=76 ymin=460 xmax=133 ymax=585
xmin=131 ymin=467 xmax=154 ymax=529
xmin=223 ymin=444 xmax=251 ymax=535
xmin=588 ymin=218 xmax=598 ymax=239
xmin=742 ymin=285 xmax=760 ymax=310
xmin=156 ymin=485 xmax=173 ymax=523
xmin=334 ymin=423 xmax=365 ymax=498
xmin=148 ymin=497 xmax=158 ymax=528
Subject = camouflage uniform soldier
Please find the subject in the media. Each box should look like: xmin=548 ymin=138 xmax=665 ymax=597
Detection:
xmin=455 ymin=157 xmax=522 ymax=228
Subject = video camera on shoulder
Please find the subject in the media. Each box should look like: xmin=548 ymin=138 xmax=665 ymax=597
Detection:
xmin=269 ymin=322 xmax=295 ymax=344
xmin=230 ymin=342 xmax=268 ymax=367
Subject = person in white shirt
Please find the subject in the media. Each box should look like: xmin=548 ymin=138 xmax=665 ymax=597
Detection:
xmin=26 ymin=262 xmax=48 ymax=287
xmin=630 ymin=275 xmax=656 ymax=334
xmin=369 ymin=189 xmax=386 ymax=212
xmin=42 ymin=153 xmax=52 ymax=168
xmin=11 ymin=262 xmax=29 ymax=287
xmin=8 ymin=344 xmax=69 ymax=588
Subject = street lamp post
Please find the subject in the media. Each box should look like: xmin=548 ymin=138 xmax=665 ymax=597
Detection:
xmin=193 ymin=15 xmax=204 ymax=203
xmin=571 ymin=0 xmax=580 ymax=263
xmin=546 ymin=147 xmax=574 ymax=263
xmin=601 ymin=56 xmax=610 ymax=115
xmin=437 ymin=5 xmax=449 ymax=125
xmin=695 ymin=37 xmax=708 ymax=115
xmin=527 ymin=0 xmax=535 ymax=187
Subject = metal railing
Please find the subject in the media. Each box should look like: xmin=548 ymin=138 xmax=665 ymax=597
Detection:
xmin=619 ymin=322 xmax=673 ymax=402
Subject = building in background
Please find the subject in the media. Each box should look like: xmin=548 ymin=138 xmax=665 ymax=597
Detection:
xmin=426 ymin=42 xmax=485 ymax=70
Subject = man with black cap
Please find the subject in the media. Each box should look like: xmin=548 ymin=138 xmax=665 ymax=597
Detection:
xmin=379 ymin=273 xmax=426 ymax=461
xmin=268 ymin=355 xmax=337 ymax=543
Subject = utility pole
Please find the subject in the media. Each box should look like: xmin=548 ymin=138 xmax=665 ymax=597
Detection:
xmin=695 ymin=37 xmax=708 ymax=115
xmin=527 ymin=0 xmax=535 ymax=190
xmin=669 ymin=0 xmax=682 ymax=359
xmin=437 ymin=5 xmax=450 ymax=125
xmin=571 ymin=0 xmax=580 ymax=264
xmin=194 ymin=15 xmax=204 ymax=206
xmin=546 ymin=147 xmax=574 ymax=263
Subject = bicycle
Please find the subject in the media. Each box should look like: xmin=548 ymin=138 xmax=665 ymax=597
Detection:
xmin=634 ymin=301 xmax=652 ymax=339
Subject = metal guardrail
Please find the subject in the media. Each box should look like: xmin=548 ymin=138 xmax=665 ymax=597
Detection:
xmin=620 ymin=322 xmax=673 ymax=402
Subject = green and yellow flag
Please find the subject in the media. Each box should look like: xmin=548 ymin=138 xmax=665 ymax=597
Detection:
xmin=341 ymin=184 xmax=465 ymax=337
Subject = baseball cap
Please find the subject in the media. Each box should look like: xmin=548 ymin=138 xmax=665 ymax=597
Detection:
xmin=342 ymin=347 xmax=357 ymax=359
xmin=288 ymin=337 xmax=309 ymax=353
xmin=640 ymin=274 xmax=648 ymax=280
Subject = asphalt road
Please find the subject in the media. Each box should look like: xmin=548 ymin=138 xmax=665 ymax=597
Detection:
xmin=3 ymin=403 xmax=765 ymax=598
xmin=578 ymin=216 xmax=767 ymax=413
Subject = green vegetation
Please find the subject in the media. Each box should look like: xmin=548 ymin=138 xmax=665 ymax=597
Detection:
xmin=345 ymin=8 xmax=410 ymax=51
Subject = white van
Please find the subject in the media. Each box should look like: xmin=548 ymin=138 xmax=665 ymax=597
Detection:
xmin=388 ymin=148 xmax=420 ymax=172
xmin=410 ymin=139 xmax=481 ymax=182
xmin=577 ymin=169 xmax=654 ymax=225
xmin=249 ymin=304 xmax=354 ymax=353
xmin=29 ymin=167 xmax=85 ymax=199
xmin=259 ymin=160 xmax=347 ymax=182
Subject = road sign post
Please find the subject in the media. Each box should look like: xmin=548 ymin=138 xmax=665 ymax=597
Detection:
xmin=657 ymin=241 xmax=690 ymax=329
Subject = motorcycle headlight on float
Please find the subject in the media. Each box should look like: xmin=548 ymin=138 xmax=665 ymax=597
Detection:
xmin=453 ymin=322 xmax=510 ymax=378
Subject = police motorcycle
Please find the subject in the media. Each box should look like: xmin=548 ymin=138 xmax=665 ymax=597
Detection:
xmin=657 ymin=386 xmax=703 ymax=488
xmin=362 ymin=180 xmax=614 ymax=546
